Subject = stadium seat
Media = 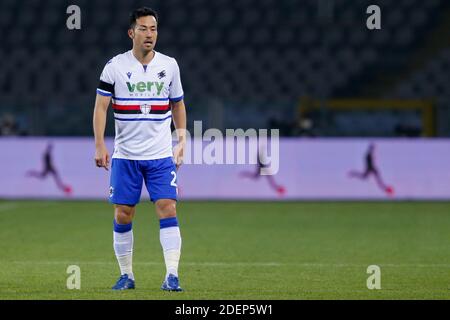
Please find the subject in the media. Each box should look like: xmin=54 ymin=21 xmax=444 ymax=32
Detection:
xmin=0 ymin=0 xmax=448 ymax=135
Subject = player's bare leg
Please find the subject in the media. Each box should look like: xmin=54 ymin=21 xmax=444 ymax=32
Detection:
xmin=239 ymin=170 xmax=260 ymax=179
xmin=156 ymin=199 xmax=183 ymax=291
xmin=373 ymin=171 xmax=394 ymax=195
xmin=115 ymin=204 xmax=136 ymax=224
xmin=348 ymin=170 xmax=370 ymax=179
xmin=266 ymin=175 xmax=286 ymax=196
xmin=50 ymin=170 xmax=72 ymax=195
xmin=112 ymin=204 xmax=136 ymax=289
xmin=26 ymin=170 xmax=47 ymax=179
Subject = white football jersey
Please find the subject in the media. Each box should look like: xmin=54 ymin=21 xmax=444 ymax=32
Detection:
xmin=97 ymin=50 xmax=184 ymax=160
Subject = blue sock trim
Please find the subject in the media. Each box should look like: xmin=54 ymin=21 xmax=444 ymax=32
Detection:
xmin=113 ymin=220 xmax=132 ymax=233
xmin=159 ymin=217 xmax=178 ymax=229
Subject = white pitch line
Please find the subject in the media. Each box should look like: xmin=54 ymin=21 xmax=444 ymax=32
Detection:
xmin=4 ymin=261 xmax=450 ymax=268
xmin=0 ymin=202 xmax=20 ymax=212
xmin=5 ymin=261 xmax=282 ymax=267
xmin=0 ymin=201 xmax=57 ymax=213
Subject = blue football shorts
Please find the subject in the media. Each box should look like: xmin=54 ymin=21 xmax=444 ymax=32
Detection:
xmin=109 ymin=157 xmax=178 ymax=205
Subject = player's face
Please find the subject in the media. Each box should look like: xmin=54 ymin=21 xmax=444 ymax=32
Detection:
xmin=129 ymin=15 xmax=158 ymax=52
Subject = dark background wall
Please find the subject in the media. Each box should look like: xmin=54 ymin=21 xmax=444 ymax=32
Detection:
xmin=0 ymin=0 xmax=449 ymax=136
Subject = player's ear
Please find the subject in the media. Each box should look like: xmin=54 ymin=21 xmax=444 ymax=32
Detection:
xmin=128 ymin=28 xmax=134 ymax=40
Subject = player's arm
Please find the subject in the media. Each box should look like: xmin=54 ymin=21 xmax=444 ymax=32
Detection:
xmin=171 ymin=99 xmax=187 ymax=170
xmin=93 ymin=93 xmax=111 ymax=170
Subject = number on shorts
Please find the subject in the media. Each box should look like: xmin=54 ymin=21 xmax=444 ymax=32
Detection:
xmin=170 ymin=171 xmax=177 ymax=187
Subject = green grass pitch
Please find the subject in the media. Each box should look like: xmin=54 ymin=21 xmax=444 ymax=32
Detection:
xmin=0 ymin=200 xmax=449 ymax=299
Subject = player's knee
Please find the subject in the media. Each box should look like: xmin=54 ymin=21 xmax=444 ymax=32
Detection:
xmin=156 ymin=199 xmax=177 ymax=218
xmin=114 ymin=205 xmax=135 ymax=224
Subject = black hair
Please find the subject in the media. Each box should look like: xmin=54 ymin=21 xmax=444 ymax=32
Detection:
xmin=129 ymin=7 xmax=159 ymax=29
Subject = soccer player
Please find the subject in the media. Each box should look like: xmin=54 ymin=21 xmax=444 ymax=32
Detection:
xmin=26 ymin=143 xmax=72 ymax=195
xmin=348 ymin=143 xmax=394 ymax=196
xmin=240 ymin=144 xmax=286 ymax=196
xmin=93 ymin=7 xmax=186 ymax=292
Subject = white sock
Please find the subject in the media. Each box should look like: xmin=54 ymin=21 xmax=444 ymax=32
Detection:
xmin=160 ymin=225 xmax=182 ymax=278
xmin=113 ymin=229 xmax=134 ymax=280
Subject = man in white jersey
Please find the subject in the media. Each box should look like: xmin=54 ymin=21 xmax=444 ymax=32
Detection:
xmin=93 ymin=7 xmax=186 ymax=291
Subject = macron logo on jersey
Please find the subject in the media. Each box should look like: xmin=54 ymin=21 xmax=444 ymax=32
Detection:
xmin=126 ymin=81 xmax=165 ymax=95
xmin=157 ymin=70 xmax=166 ymax=79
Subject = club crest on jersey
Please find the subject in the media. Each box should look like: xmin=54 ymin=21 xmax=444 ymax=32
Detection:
xmin=140 ymin=104 xmax=152 ymax=114
xmin=126 ymin=72 xmax=132 ymax=79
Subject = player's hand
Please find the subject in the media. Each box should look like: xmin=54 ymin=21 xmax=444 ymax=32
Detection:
xmin=173 ymin=141 xmax=185 ymax=170
xmin=95 ymin=143 xmax=110 ymax=171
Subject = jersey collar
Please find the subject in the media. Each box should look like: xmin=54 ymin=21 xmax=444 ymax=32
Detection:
xmin=129 ymin=50 xmax=158 ymax=71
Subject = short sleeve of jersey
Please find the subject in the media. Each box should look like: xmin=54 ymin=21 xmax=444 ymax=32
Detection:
xmin=169 ymin=59 xmax=184 ymax=102
xmin=96 ymin=59 xmax=115 ymax=97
